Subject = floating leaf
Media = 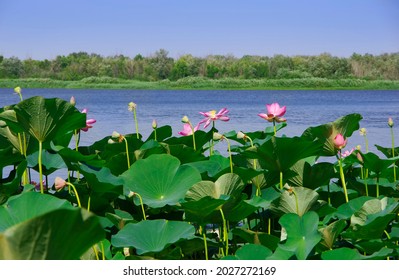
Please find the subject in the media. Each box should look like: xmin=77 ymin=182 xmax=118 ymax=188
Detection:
xmin=222 ymin=244 xmax=272 ymax=260
xmin=111 ymin=219 xmax=195 ymax=254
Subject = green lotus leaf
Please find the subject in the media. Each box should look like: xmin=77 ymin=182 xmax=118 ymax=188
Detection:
xmin=302 ymin=113 xmax=362 ymax=156
xmin=27 ymin=149 xmax=67 ymax=175
xmin=165 ymin=130 xmax=213 ymax=151
xmin=51 ymin=144 xmax=105 ymax=171
xmin=13 ymin=96 xmax=86 ymax=146
xmin=288 ymin=160 xmax=335 ymax=189
xmin=279 ymin=211 xmax=321 ymax=260
xmin=232 ymin=228 xmax=280 ymax=251
xmin=121 ymin=154 xmax=201 ymax=208
xmin=146 ymin=125 xmax=172 ymax=142
xmin=185 ymin=155 xmax=230 ymax=178
xmin=0 ymin=208 xmax=104 ymax=259
xmin=180 ymin=196 xmax=227 ymax=224
xmin=0 ymin=161 xmax=27 ymax=204
xmin=167 ymin=144 xmax=206 ymax=164
xmin=186 ymin=173 xmax=244 ymax=201
xmin=0 ymin=191 xmax=73 ymax=232
xmin=343 ymin=197 xmax=399 ymax=240
xmin=0 ymin=146 xmax=24 ymax=169
xmin=361 ymin=152 xmax=399 ymax=175
xmin=252 ymin=136 xmax=323 ymax=173
xmin=270 ymin=187 xmax=320 ymax=217
xmin=321 ymin=247 xmax=394 ymax=260
xmin=111 ymin=219 xmax=195 ymax=254
xmin=77 ymin=165 xmax=123 ymax=196
xmin=319 ymin=219 xmax=347 ymax=250
xmin=222 ymin=244 xmax=273 ymax=260
xmin=323 ymin=196 xmax=374 ymax=223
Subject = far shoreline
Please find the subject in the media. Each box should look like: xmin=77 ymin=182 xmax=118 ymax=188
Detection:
xmin=1 ymin=77 xmax=399 ymax=90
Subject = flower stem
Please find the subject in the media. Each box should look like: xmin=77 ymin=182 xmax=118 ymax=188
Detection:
xmin=123 ymin=137 xmax=131 ymax=168
xmin=200 ymin=226 xmax=209 ymax=260
xmin=225 ymin=137 xmax=233 ymax=173
xmin=376 ymin=175 xmax=380 ymax=197
xmin=38 ymin=141 xmax=44 ymax=194
xmin=390 ymin=126 xmax=396 ymax=181
xmin=210 ymin=121 xmax=215 ymax=156
xmin=338 ymin=156 xmax=349 ymax=203
xmin=154 ymin=128 xmax=157 ymax=142
xmin=133 ymin=108 xmax=139 ymax=139
xmin=273 ymin=120 xmax=276 ymax=136
xmin=280 ymin=171 xmax=283 ymax=190
xmin=219 ymin=208 xmax=228 ymax=256
xmin=135 ymin=193 xmax=146 ymax=220
xmin=66 ymin=182 xmax=82 ymax=208
xmin=189 ymin=122 xmax=197 ymax=151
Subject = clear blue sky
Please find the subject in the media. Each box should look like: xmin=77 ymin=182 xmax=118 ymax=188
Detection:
xmin=0 ymin=0 xmax=398 ymax=60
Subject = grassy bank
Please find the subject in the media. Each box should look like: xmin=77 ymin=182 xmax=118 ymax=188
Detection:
xmin=1 ymin=76 xmax=399 ymax=90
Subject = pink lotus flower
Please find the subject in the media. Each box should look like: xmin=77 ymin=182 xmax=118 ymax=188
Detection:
xmin=340 ymin=148 xmax=354 ymax=158
xmin=178 ymin=123 xmax=200 ymax=136
xmin=199 ymin=108 xmax=230 ymax=128
xmin=334 ymin=133 xmax=347 ymax=150
xmin=258 ymin=102 xmax=286 ymax=123
xmin=81 ymin=108 xmax=96 ymax=132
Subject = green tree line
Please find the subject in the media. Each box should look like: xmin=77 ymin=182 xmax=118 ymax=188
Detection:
xmin=0 ymin=49 xmax=398 ymax=81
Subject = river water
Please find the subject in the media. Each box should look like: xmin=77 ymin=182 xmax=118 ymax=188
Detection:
xmin=1 ymin=88 xmax=399 ymax=154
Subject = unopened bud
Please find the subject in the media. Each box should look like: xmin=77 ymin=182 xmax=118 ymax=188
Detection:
xmin=152 ymin=119 xmax=157 ymax=129
xmin=359 ymin=128 xmax=367 ymax=136
xmin=54 ymin=177 xmax=67 ymax=191
xmin=128 ymin=102 xmax=137 ymax=112
xmin=237 ymin=131 xmax=246 ymax=139
xmin=70 ymin=96 xmax=76 ymax=106
xmin=213 ymin=132 xmax=224 ymax=141
xmin=14 ymin=86 xmax=21 ymax=95
xmin=112 ymin=131 xmax=121 ymax=139
xmin=181 ymin=116 xmax=189 ymax=123
xmin=388 ymin=117 xmax=394 ymax=128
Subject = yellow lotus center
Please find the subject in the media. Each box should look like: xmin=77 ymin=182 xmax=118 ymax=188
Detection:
xmin=209 ymin=110 xmax=216 ymax=118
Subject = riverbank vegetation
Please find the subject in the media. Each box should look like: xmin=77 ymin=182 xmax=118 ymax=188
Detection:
xmin=1 ymin=50 xmax=398 ymax=89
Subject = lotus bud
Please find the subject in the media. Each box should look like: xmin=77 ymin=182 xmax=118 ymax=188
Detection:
xmin=70 ymin=96 xmax=76 ymax=106
xmin=128 ymin=191 xmax=136 ymax=198
xmin=55 ymin=177 xmax=67 ymax=191
xmin=112 ymin=131 xmax=121 ymax=139
xmin=388 ymin=117 xmax=394 ymax=128
xmin=107 ymin=138 xmax=115 ymax=144
xmin=355 ymin=145 xmax=361 ymax=151
xmin=333 ymin=133 xmax=347 ymax=150
xmin=128 ymin=102 xmax=137 ymax=112
xmin=237 ymin=131 xmax=246 ymax=139
xmin=359 ymin=128 xmax=367 ymax=136
xmin=14 ymin=86 xmax=21 ymax=95
xmin=181 ymin=116 xmax=190 ymax=123
xmin=152 ymin=119 xmax=157 ymax=129
xmin=213 ymin=132 xmax=224 ymax=141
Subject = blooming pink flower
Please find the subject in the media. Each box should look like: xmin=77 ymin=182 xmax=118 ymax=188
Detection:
xmin=334 ymin=133 xmax=347 ymax=150
xmin=340 ymin=148 xmax=354 ymax=158
xmin=81 ymin=108 xmax=96 ymax=132
xmin=178 ymin=123 xmax=200 ymax=136
xmin=258 ymin=102 xmax=286 ymax=123
xmin=199 ymin=108 xmax=230 ymax=128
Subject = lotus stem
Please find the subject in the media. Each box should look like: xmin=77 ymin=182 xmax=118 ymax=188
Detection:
xmin=210 ymin=121 xmax=215 ymax=156
xmin=87 ymin=196 xmax=91 ymax=212
xmin=268 ymin=218 xmax=271 ymax=234
xmin=189 ymin=122 xmax=197 ymax=151
xmin=154 ymin=128 xmax=157 ymax=142
xmin=135 ymin=192 xmax=146 ymax=220
xmin=66 ymin=182 xmax=82 ymax=208
xmin=123 ymin=137 xmax=131 ymax=168
xmin=219 ymin=208 xmax=228 ymax=256
xmin=92 ymin=245 xmax=100 ymax=260
xmin=200 ymin=226 xmax=209 ymax=260
xmin=38 ymin=141 xmax=44 ymax=194
xmin=280 ymin=171 xmax=283 ymax=190
xmin=225 ymin=137 xmax=233 ymax=173
xmin=100 ymin=241 xmax=105 ymax=260
xmin=273 ymin=120 xmax=277 ymax=136
xmin=74 ymin=130 xmax=81 ymax=180
xmin=133 ymin=108 xmax=139 ymax=139
xmin=17 ymin=133 xmax=28 ymax=185
xmin=338 ymin=156 xmax=349 ymax=203
xmin=390 ymin=126 xmax=396 ymax=181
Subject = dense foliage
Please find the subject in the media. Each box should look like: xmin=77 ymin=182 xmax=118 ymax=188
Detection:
xmin=1 ymin=50 xmax=399 ymax=82
xmin=1 ymin=91 xmax=399 ymax=260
